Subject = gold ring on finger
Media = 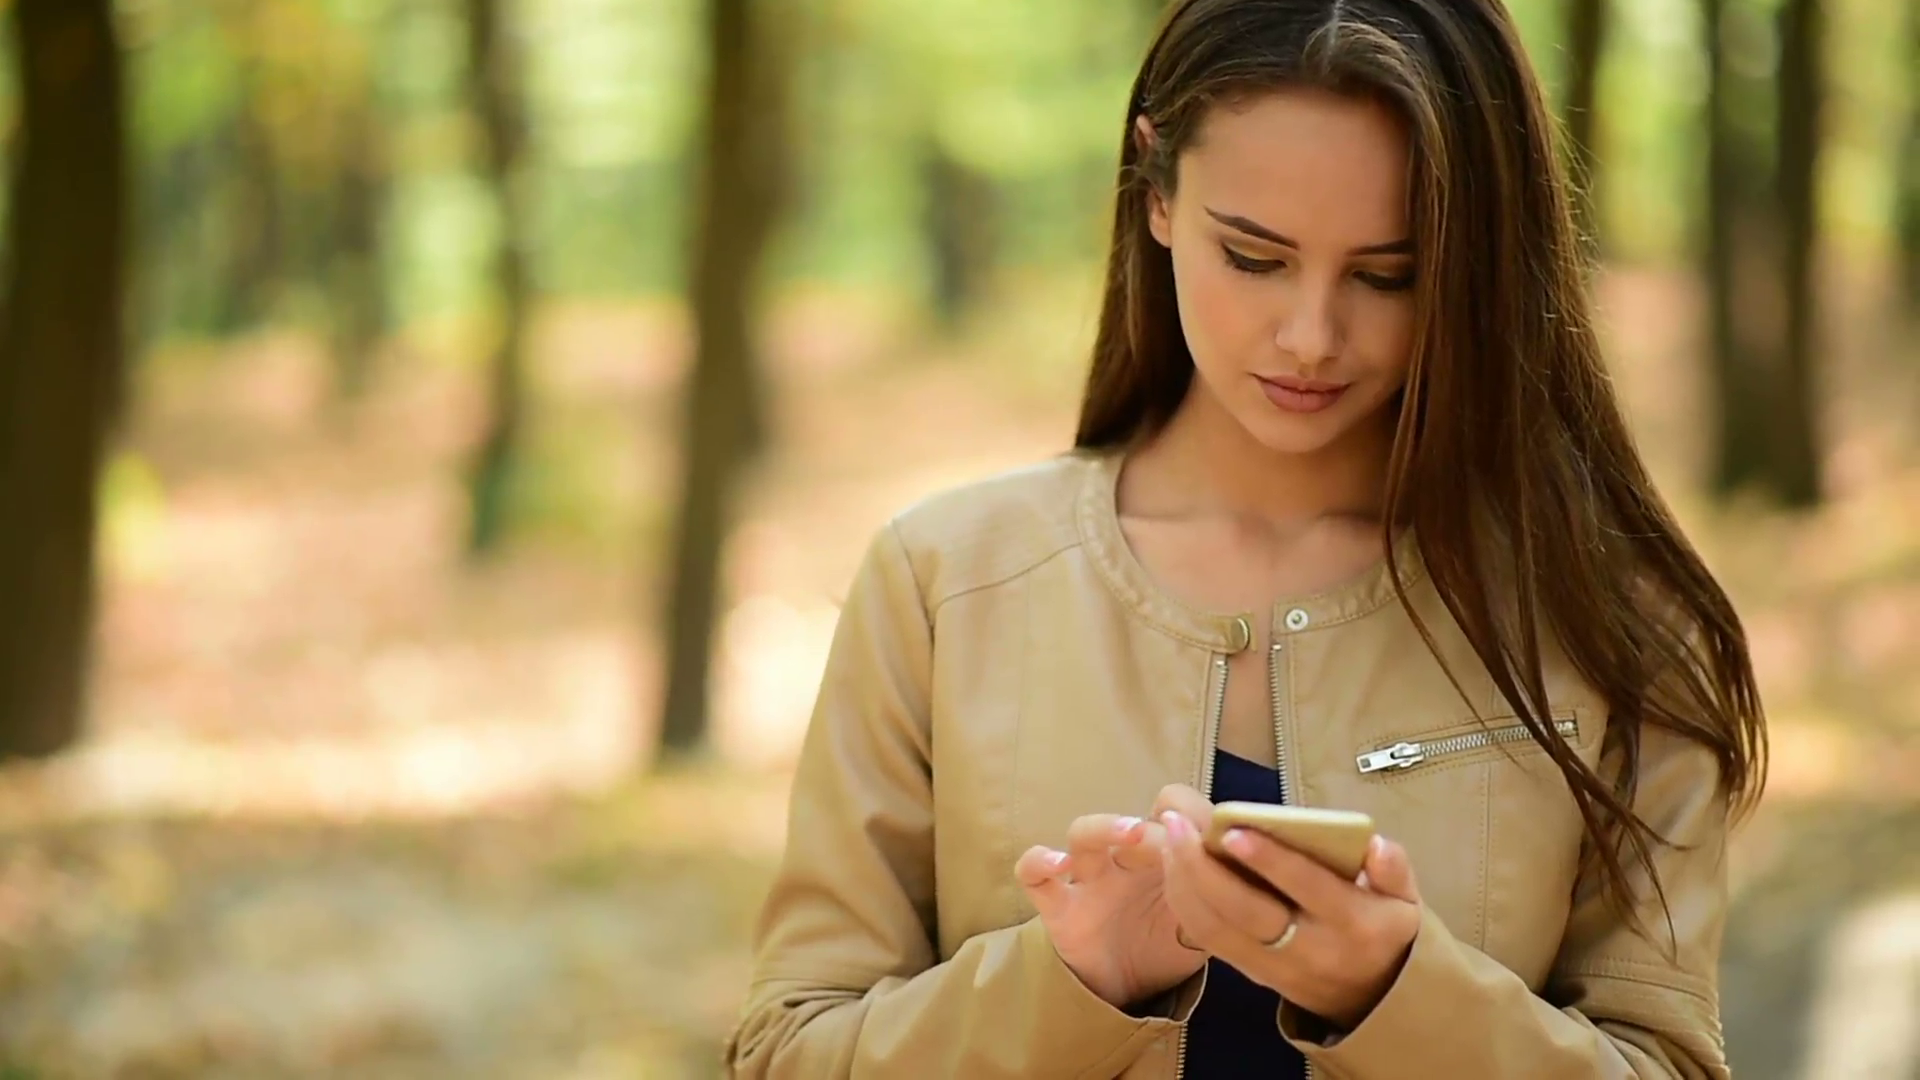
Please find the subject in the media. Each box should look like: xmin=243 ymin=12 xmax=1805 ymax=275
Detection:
xmin=1264 ymin=920 xmax=1299 ymax=953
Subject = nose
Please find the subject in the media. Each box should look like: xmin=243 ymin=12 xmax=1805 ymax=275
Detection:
xmin=1273 ymin=278 xmax=1342 ymax=366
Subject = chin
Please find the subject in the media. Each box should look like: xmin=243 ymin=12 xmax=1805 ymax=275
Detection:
xmin=1238 ymin=412 xmax=1354 ymax=456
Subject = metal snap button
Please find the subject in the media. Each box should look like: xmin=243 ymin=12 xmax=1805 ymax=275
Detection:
xmin=1284 ymin=608 xmax=1310 ymax=631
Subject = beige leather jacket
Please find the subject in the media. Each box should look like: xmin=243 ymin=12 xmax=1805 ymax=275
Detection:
xmin=727 ymin=451 xmax=1731 ymax=1079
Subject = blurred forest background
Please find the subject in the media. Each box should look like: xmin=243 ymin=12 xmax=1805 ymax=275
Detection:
xmin=0 ymin=0 xmax=1917 ymax=1076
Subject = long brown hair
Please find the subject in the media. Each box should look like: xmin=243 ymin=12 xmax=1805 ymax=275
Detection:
xmin=1078 ymin=0 xmax=1766 ymax=931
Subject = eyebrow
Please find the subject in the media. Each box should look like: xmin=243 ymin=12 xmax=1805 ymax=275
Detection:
xmin=1205 ymin=208 xmax=1413 ymax=256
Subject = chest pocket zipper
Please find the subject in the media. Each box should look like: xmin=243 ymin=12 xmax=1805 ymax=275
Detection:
xmin=1356 ymin=715 xmax=1578 ymax=775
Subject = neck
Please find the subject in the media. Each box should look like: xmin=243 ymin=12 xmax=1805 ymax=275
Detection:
xmin=1129 ymin=387 xmax=1395 ymax=527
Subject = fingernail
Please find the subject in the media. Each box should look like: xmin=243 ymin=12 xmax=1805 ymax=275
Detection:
xmin=1046 ymin=851 xmax=1068 ymax=869
xmin=1116 ymin=816 xmax=1142 ymax=833
xmin=1225 ymin=829 xmax=1253 ymax=857
xmin=1161 ymin=811 xmax=1188 ymax=839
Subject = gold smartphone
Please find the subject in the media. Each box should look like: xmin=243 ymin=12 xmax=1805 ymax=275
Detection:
xmin=1200 ymin=803 xmax=1377 ymax=884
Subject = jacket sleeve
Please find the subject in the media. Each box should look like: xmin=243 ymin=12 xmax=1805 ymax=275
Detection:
xmin=725 ymin=523 xmax=1177 ymax=1079
xmin=1280 ymin=722 xmax=1732 ymax=1079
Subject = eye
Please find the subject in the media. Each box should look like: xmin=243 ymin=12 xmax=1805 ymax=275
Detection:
xmin=1356 ymin=269 xmax=1416 ymax=292
xmin=1221 ymin=245 xmax=1287 ymax=275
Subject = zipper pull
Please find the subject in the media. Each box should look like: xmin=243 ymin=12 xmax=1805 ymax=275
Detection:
xmin=1356 ymin=741 xmax=1425 ymax=774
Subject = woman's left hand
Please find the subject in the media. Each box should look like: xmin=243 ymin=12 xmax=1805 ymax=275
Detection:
xmin=1157 ymin=810 xmax=1423 ymax=1032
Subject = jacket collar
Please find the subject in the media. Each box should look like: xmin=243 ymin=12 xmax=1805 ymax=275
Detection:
xmin=1073 ymin=449 xmax=1427 ymax=653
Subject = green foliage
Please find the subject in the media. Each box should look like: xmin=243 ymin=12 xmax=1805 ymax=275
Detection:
xmin=1603 ymin=0 xmax=1711 ymax=260
xmin=867 ymin=0 xmax=1146 ymax=177
xmin=127 ymin=7 xmax=239 ymax=157
xmin=392 ymin=170 xmax=496 ymax=325
xmin=25 ymin=0 xmax=1912 ymax=346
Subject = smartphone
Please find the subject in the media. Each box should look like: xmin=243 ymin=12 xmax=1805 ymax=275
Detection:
xmin=1200 ymin=803 xmax=1376 ymax=885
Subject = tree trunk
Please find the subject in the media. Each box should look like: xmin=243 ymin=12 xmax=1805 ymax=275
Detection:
xmin=656 ymin=0 xmax=791 ymax=761
xmin=1771 ymin=0 xmax=1824 ymax=507
xmin=0 ymin=0 xmax=128 ymax=760
xmin=330 ymin=87 xmax=389 ymax=404
xmin=462 ymin=0 xmax=534 ymax=557
xmin=218 ymin=51 xmax=282 ymax=334
xmin=921 ymin=135 xmax=999 ymax=333
xmin=1900 ymin=0 xmax=1920 ymax=317
xmin=141 ymin=134 xmax=217 ymax=344
xmin=1562 ymin=0 xmax=1609 ymax=250
xmin=1703 ymin=0 xmax=1776 ymax=497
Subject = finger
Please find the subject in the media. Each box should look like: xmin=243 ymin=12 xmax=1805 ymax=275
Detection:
xmin=1172 ymin=825 xmax=1297 ymax=944
xmin=1014 ymin=845 xmax=1072 ymax=920
xmin=1360 ymin=835 xmax=1421 ymax=903
xmin=1158 ymin=816 xmax=1235 ymax=950
xmin=1066 ymin=814 xmax=1145 ymax=850
xmin=1015 ymin=845 xmax=1071 ymax=888
xmin=1166 ymin=812 xmax=1295 ymax=944
xmin=1216 ymin=827 xmax=1357 ymax=918
xmin=1165 ymin=815 xmax=1327 ymax=980
xmin=1113 ymin=819 xmax=1169 ymax=871
xmin=1065 ymin=814 xmax=1144 ymax=882
xmin=1151 ymin=785 xmax=1213 ymax=830
xmin=1175 ymin=924 xmax=1203 ymax=952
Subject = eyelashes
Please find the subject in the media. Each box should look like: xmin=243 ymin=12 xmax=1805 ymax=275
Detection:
xmin=1358 ymin=271 xmax=1417 ymax=292
xmin=1219 ymin=244 xmax=1416 ymax=293
xmin=1221 ymin=246 xmax=1286 ymax=274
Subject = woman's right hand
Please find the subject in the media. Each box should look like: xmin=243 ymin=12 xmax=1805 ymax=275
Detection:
xmin=1014 ymin=785 xmax=1215 ymax=1010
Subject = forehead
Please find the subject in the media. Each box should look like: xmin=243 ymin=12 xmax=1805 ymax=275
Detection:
xmin=1179 ymin=88 xmax=1411 ymax=240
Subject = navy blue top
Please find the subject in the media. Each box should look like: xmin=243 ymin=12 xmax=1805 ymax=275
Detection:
xmin=1181 ymin=748 xmax=1312 ymax=1079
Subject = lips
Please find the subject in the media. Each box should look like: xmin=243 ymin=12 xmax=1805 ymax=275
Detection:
xmin=1256 ymin=375 xmax=1349 ymax=414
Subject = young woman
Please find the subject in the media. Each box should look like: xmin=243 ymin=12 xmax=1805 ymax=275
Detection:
xmin=727 ymin=1 xmax=1765 ymax=1077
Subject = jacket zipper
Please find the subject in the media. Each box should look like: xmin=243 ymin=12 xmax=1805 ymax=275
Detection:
xmin=1269 ymin=640 xmax=1290 ymax=816
xmin=1175 ymin=651 xmax=1230 ymax=1079
xmin=1176 ymin=633 xmax=1314 ymax=1080
xmin=1355 ymin=716 xmax=1578 ymax=774
xmin=1269 ymin=638 xmax=1314 ymax=1080
xmin=1198 ymin=655 xmax=1228 ymax=800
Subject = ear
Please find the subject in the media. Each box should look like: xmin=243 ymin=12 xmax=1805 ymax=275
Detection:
xmin=1135 ymin=115 xmax=1173 ymax=250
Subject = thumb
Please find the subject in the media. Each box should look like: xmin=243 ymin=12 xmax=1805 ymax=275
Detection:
xmin=1360 ymin=836 xmax=1420 ymax=903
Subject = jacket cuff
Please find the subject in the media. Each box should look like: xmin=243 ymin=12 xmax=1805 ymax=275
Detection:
xmin=1277 ymin=904 xmax=1478 ymax=1071
xmin=1017 ymin=915 xmax=1178 ymax=1075
xmin=1127 ymin=965 xmax=1209 ymax=1021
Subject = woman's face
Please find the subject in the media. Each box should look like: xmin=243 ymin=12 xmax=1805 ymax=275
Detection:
xmin=1147 ymin=88 xmax=1417 ymax=457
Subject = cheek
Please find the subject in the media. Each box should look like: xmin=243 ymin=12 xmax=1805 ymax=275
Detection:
xmin=1169 ymin=246 xmax=1264 ymax=365
xmin=1352 ymin=295 xmax=1416 ymax=380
